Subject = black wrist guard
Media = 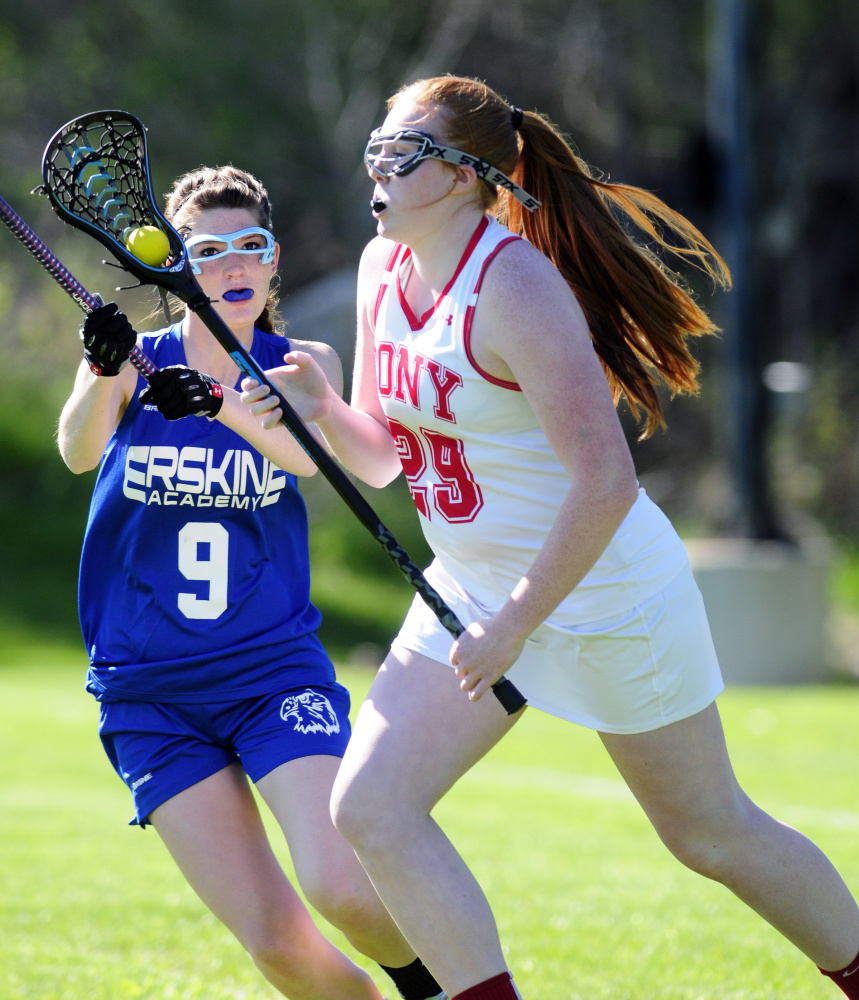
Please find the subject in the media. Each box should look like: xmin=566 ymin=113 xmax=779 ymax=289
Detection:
xmin=138 ymin=365 xmax=224 ymax=420
xmin=80 ymin=302 xmax=137 ymax=376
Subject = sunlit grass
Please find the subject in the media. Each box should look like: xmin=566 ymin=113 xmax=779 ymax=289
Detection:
xmin=2 ymin=639 xmax=859 ymax=998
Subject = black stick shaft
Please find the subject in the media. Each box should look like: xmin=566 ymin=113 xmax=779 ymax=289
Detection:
xmin=0 ymin=194 xmax=157 ymax=380
xmin=192 ymin=302 xmax=527 ymax=715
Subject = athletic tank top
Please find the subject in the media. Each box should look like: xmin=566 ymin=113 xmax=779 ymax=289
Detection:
xmin=80 ymin=324 xmax=331 ymax=702
xmin=373 ymin=215 xmax=688 ymax=627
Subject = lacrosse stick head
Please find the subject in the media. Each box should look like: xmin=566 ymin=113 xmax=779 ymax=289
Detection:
xmin=39 ymin=110 xmax=206 ymax=307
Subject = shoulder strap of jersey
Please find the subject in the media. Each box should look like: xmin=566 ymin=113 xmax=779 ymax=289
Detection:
xmin=374 ymin=242 xmax=406 ymax=327
xmin=463 ymin=234 xmax=524 ymax=390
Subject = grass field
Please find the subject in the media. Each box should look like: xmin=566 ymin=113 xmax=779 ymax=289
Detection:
xmin=2 ymin=635 xmax=859 ymax=999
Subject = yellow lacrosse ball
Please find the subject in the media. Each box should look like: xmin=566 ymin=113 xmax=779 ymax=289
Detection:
xmin=125 ymin=225 xmax=170 ymax=266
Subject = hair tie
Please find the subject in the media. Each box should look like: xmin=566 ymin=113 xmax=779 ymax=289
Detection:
xmin=510 ymin=105 xmax=524 ymax=131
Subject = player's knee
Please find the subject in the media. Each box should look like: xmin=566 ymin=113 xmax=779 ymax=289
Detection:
xmin=305 ymin=875 xmax=382 ymax=937
xmin=662 ymin=828 xmax=728 ymax=879
xmin=330 ymin=773 xmax=377 ymax=849
xmin=245 ymin=923 xmax=315 ymax=985
xmin=300 ymin=862 xmax=353 ymax=919
xmin=656 ymin=809 xmax=754 ymax=882
xmin=332 ymin=765 xmax=422 ymax=858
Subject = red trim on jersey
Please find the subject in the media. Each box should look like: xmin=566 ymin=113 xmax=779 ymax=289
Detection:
xmin=396 ymin=216 xmax=490 ymax=331
xmin=463 ymin=234 xmax=523 ymax=390
xmin=373 ymin=242 xmax=403 ymax=327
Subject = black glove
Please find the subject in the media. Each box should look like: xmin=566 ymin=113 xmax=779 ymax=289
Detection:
xmin=80 ymin=302 xmax=137 ymax=376
xmin=139 ymin=365 xmax=224 ymax=420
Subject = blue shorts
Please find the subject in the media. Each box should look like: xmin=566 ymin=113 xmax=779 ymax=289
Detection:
xmin=98 ymin=682 xmax=352 ymax=827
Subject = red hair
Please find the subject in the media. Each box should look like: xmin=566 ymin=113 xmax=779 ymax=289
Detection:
xmin=392 ymin=76 xmax=731 ymax=438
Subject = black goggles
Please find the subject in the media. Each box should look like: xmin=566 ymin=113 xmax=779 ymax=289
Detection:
xmin=364 ymin=128 xmax=541 ymax=212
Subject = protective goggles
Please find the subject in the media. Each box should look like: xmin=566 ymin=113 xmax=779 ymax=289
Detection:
xmin=184 ymin=227 xmax=276 ymax=274
xmin=364 ymin=128 xmax=541 ymax=212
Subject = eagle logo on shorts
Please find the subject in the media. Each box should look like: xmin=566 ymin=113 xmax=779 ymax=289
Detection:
xmin=279 ymin=689 xmax=341 ymax=735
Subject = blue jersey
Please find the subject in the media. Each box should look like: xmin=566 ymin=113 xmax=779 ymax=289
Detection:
xmin=80 ymin=324 xmax=332 ymax=703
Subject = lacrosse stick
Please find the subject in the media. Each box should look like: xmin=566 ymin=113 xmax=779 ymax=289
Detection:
xmin=38 ymin=109 xmax=527 ymax=715
xmin=0 ymin=192 xmax=157 ymax=379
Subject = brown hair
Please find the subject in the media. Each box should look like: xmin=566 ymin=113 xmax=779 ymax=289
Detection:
xmin=391 ymin=76 xmax=731 ymax=437
xmin=163 ymin=165 xmax=283 ymax=335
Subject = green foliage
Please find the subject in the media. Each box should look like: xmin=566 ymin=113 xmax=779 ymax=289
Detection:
xmin=2 ymin=650 xmax=859 ymax=998
xmin=0 ymin=379 xmax=92 ymax=639
xmin=831 ymin=543 xmax=859 ymax=616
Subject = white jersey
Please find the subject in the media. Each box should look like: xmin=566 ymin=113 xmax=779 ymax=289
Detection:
xmin=373 ymin=214 xmax=689 ymax=628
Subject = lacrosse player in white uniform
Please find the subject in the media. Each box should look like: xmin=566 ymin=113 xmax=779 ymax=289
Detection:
xmin=243 ymin=76 xmax=859 ymax=1000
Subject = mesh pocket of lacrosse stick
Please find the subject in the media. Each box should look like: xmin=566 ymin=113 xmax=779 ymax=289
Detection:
xmin=39 ymin=110 xmax=203 ymax=307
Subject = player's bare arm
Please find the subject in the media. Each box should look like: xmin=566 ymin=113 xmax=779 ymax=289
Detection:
xmin=58 ymin=359 xmax=138 ymax=473
xmin=221 ymin=336 xmax=344 ymax=477
xmin=451 ymin=242 xmax=639 ymax=697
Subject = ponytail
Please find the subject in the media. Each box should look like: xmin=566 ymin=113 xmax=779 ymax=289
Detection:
xmin=395 ymin=76 xmax=731 ymax=438
xmin=499 ymin=113 xmax=730 ymax=437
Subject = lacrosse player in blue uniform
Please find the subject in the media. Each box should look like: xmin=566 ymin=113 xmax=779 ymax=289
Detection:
xmin=58 ymin=164 xmax=445 ymax=1000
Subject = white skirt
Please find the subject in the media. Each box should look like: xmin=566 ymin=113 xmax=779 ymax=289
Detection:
xmin=392 ymin=559 xmax=724 ymax=735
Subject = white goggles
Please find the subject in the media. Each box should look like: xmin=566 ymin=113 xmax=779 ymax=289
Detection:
xmin=364 ymin=128 xmax=541 ymax=212
xmin=184 ymin=226 xmax=276 ymax=274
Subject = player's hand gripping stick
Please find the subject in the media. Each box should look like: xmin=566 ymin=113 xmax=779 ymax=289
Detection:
xmin=139 ymin=367 xmax=225 ymax=420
